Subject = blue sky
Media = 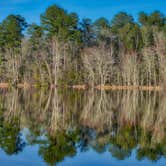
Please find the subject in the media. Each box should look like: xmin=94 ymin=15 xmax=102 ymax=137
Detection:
xmin=0 ymin=0 xmax=166 ymax=24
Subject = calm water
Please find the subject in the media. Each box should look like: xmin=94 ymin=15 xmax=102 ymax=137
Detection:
xmin=0 ymin=89 xmax=165 ymax=166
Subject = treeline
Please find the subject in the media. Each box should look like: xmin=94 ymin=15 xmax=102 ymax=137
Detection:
xmin=0 ymin=4 xmax=166 ymax=87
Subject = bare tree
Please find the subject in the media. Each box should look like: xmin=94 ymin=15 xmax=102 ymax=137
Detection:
xmin=121 ymin=53 xmax=139 ymax=86
xmin=82 ymin=42 xmax=114 ymax=87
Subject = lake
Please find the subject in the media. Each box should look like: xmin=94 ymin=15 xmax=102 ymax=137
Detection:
xmin=0 ymin=89 xmax=165 ymax=166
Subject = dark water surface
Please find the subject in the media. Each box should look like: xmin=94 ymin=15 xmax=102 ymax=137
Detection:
xmin=0 ymin=89 xmax=165 ymax=166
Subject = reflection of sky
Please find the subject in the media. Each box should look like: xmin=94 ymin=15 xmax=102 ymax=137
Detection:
xmin=0 ymin=0 xmax=166 ymax=24
xmin=0 ymin=128 xmax=165 ymax=166
xmin=21 ymin=128 xmax=48 ymax=143
xmin=60 ymin=148 xmax=166 ymax=166
xmin=0 ymin=144 xmax=165 ymax=166
xmin=0 ymin=146 xmax=45 ymax=166
xmin=0 ymin=128 xmax=48 ymax=166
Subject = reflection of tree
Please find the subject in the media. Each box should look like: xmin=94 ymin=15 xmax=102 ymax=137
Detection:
xmin=137 ymin=130 xmax=166 ymax=161
xmin=80 ymin=90 xmax=113 ymax=133
xmin=109 ymin=145 xmax=131 ymax=160
xmin=108 ymin=126 xmax=137 ymax=159
xmin=0 ymin=90 xmax=25 ymax=155
xmin=39 ymin=130 xmax=79 ymax=166
xmin=0 ymin=89 xmax=165 ymax=163
xmin=79 ymin=90 xmax=166 ymax=161
xmin=0 ymin=114 xmax=25 ymax=155
xmin=18 ymin=89 xmax=55 ymax=146
xmin=137 ymin=145 xmax=164 ymax=161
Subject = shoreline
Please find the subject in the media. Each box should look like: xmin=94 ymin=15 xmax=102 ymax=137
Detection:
xmin=0 ymin=83 xmax=163 ymax=91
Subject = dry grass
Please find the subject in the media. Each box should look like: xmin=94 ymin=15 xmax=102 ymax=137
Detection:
xmin=95 ymin=85 xmax=162 ymax=91
xmin=0 ymin=82 xmax=30 ymax=88
xmin=0 ymin=83 xmax=9 ymax=88
xmin=17 ymin=82 xmax=30 ymax=88
xmin=72 ymin=85 xmax=87 ymax=90
xmin=0 ymin=83 xmax=163 ymax=91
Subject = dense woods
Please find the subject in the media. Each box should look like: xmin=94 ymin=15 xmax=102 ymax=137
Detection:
xmin=0 ymin=4 xmax=166 ymax=87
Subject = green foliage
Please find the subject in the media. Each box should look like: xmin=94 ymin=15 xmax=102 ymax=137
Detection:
xmin=139 ymin=11 xmax=166 ymax=47
xmin=110 ymin=12 xmax=143 ymax=52
xmin=39 ymin=130 xmax=78 ymax=165
xmin=94 ymin=17 xmax=110 ymax=29
xmin=139 ymin=12 xmax=149 ymax=26
xmin=0 ymin=116 xmax=24 ymax=155
xmin=27 ymin=23 xmax=44 ymax=51
xmin=119 ymin=23 xmax=143 ymax=51
xmin=141 ymin=26 xmax=155 ymax=47
xmin=0 ymin=15 xmax=27 ymax=53
xmin=81 ymin=18 xmax=95 ymax=46
xmin=41 ymin=5 xmax=81 ymax=43
xmin=58 ymin=68 xmax=84 ymax=86
xmin=111 ymin=12 xmax=134 ymax=33
xmin=94 ymin=17 xmax=110 ymax=41
xmin=0 ymin=24 xmax=6 ymax=52
xmin=139 ymin=11 xmax=166 ymax=28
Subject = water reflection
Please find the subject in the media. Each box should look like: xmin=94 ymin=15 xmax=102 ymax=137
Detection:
xmin=0 ymin=89 xmax=165 ymax=165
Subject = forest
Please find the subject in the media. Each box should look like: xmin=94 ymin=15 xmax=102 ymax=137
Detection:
xmin=0 ymin=4 xmax=166 ymax=88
